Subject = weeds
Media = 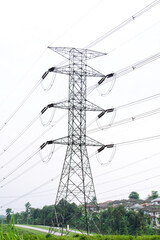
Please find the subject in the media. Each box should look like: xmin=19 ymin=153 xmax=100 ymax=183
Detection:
xmin=0 ymin=215 xmax=23 ymax=240
xmin=0 ymin=216 xmax=160 ymax=240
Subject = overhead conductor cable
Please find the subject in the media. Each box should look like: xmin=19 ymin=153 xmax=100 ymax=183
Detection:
xmin=96 ymin=133 xmax=160 ymax=165
xmin=97 ymin=173 xmax=160 ymax=196
xmin=0 ymin=174 xmax=60 ymax=208
xmin=0 ymin=67 xmax=55 ymax=132
xmin=89 ymin=106 xmax=160 ymax=133
xmin=0 ymin=79 xmax=41 ymax=132
xmin=87 ymin=90 xmax=160 ymax=131
xmin=0 ymin=148 xmax=40 ymax=184
xmin=0 ymin=145 xmax=62 ymax=188
xmin=97 ymin=52 xmax=160 ymax=89
xmin=0 ymin=102 xmax=57 ymax=157
xmin=86 ymin=0 xmax=160 ymax=49
xmin=95 ymin=150 xmax=160 ymax=178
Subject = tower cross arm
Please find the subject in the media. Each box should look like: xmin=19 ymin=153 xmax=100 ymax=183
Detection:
xmin=54 ymin=65 xmax=105 ymax=77
xmin=48 ymin=46 xmax=107 ymax=60
xmin=40 ymin=136 xmax=104 ymax=149
xmin=41 ymin=100 xmax=104 ymax=113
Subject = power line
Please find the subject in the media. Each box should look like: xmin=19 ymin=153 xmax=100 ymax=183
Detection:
xmin=0 ymin=145 xmax=63 ymax=189
xmin=113 ymin=92 xmax=160 ymax=111
xmin=88 ymin=106 xmax=160 ymax=133
xmin=97 ymin=173 xmax=160 ymax=196
xmin=1 ymin=160 xmax=159 ymax=213
xmin=24 ymin=161 xmax=160 ymax=199
xmin=0 ymin=174 xmax=60 ymax=209
xmin=116 ymin=133 xmax=160 ymax=147
xmin=96 ymin=165 xmax=160 ymax=186
xmin=0 ymin=102 xmax=65 ymax=158
xmin=1 ymin=191 xmax=57 ymax=200
xmin=0 ymin=146 xmax=97 ymax=190
xmin=0 ymin=148 xmax=39 ymax=184
xmin=50 ymin=0 xmax=160 ymax=70
xmin=95 ymin=150 xmax=160 ymax=178
xmin=4 ymin=80 xmax=159 ymax=161
xmin=0 ymin=148 xmax=97 ymax=200
xmin=0 ymin=113 xmax=40 ymax=157
xmin=98 ymin=182 xmax=160 ymax=201
xmin=0 ymin=144 xmax=63 ymax=186
xmin=87 ymin=51 xmax=160 ymax=96
xmin=3 ymin=94 xmax=160 ymax=156
xmin=87 ymin=91 xmax=160 ymax=129
xmin=0 ymin=67 xmax=56 ymax=133
xmin=109 ymin=18 xmax=160 ymax=56
xmin=86 ymin=0 xmax=160 ymax=49
xmin=0 ymin=79 xmax=42 ymax=132
xmin=2 ymin=171 xmax=159 ymax=201
xmin=52 ymin=1 xmax=160 ymax=68
xmin=3 ymin=178 xmax=159 ymax=201
xmin=0 ymin=160 xmax=41 ymax=189
xmin=94 ymin=133 xmax=160 ymax=166
xmin=0 ymin=113 xmax=66 ymax=169
xmin=115 ymin=52 xmax=160 ymax=79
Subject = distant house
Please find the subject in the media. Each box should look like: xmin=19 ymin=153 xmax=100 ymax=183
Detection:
xmin=86 ymin=200 xmax=112 ymax=211
xmin=87 ymin=198 xmax=160 ymax=227
xmin=143 ymin=206 xmax=160 ymax=226
xmin=151 ymin=197 xmax=160 ymax=206
xmin=98 ymin=200 xmax=112 ymax=210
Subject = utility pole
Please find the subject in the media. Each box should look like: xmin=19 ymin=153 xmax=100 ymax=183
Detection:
xmin=40 ymin=47 xmax=106 ymax=233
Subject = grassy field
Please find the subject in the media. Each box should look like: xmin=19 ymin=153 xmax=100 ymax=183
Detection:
xmin=1 ymin=220 xmax=160 ymax=240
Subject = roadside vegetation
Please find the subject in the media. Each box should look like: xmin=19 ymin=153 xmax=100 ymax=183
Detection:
xmin=1 ymin=222 xmax=160 ymax=240
xmin=0 ymin=216 xmax=160 ymax=240
xmin=7 ymin=200 xmax=159 ymax=236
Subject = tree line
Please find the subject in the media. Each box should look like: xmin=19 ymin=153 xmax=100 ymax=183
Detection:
xmin=4 ymin=199 xmax=158 ymax=236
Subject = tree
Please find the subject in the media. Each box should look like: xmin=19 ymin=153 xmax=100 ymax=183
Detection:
xmin=41 ymin=205 xmax=53 ymax=226
xmin=14 ymin=212 xmax=21 ymax=224
xmin=6 ymin=208 xmax=12 ymax=223
xmin=25 ymin=202 xmax=31 ymax=224
xmin=148 ymin=190 xmax=159 ymax=200
xmin=127 ymin=210 xmax=137 ymax=235
xmin=25 ymin=202 xmax=31 ymax=213
xmin=129 ymin=191 xmax=139 ymax=200
xmin=31 ymin=208 xmax=42 ymax=225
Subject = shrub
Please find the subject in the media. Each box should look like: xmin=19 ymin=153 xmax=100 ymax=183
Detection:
xmin=46 ymin=233 xmax=53 ymax=238
xmin=73 ymin=233 xmax=80 ymax=237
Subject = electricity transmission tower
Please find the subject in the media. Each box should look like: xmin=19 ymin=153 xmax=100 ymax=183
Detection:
xmin=41 ymin=47 xmax=106 ymax=233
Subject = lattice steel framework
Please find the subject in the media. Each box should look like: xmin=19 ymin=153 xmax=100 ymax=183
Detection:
xmin=41 ymin=47 xmax=106 ymax=233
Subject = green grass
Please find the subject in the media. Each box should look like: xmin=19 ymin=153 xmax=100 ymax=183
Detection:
xmin=14 ymin=225 xmax=160 ymax=239
xmin=1 ymin=218 xmax=160 ymax=240
xmin=15 ymin=226 xmax=48 ymax=236
xmin=0 ymin=217 xmax=23 ymax=240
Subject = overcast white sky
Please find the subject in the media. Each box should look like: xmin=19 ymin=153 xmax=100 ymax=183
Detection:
xmin=0 ymin=0 xmax=160 ymax=215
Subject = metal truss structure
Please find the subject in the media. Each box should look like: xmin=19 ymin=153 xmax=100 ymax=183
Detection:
xmin=41 ymin=47 xmax=106 ymax=233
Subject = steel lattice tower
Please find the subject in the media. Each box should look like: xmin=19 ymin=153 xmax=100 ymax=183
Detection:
xmin=41 ymin=47 xmax=106 ymax=233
